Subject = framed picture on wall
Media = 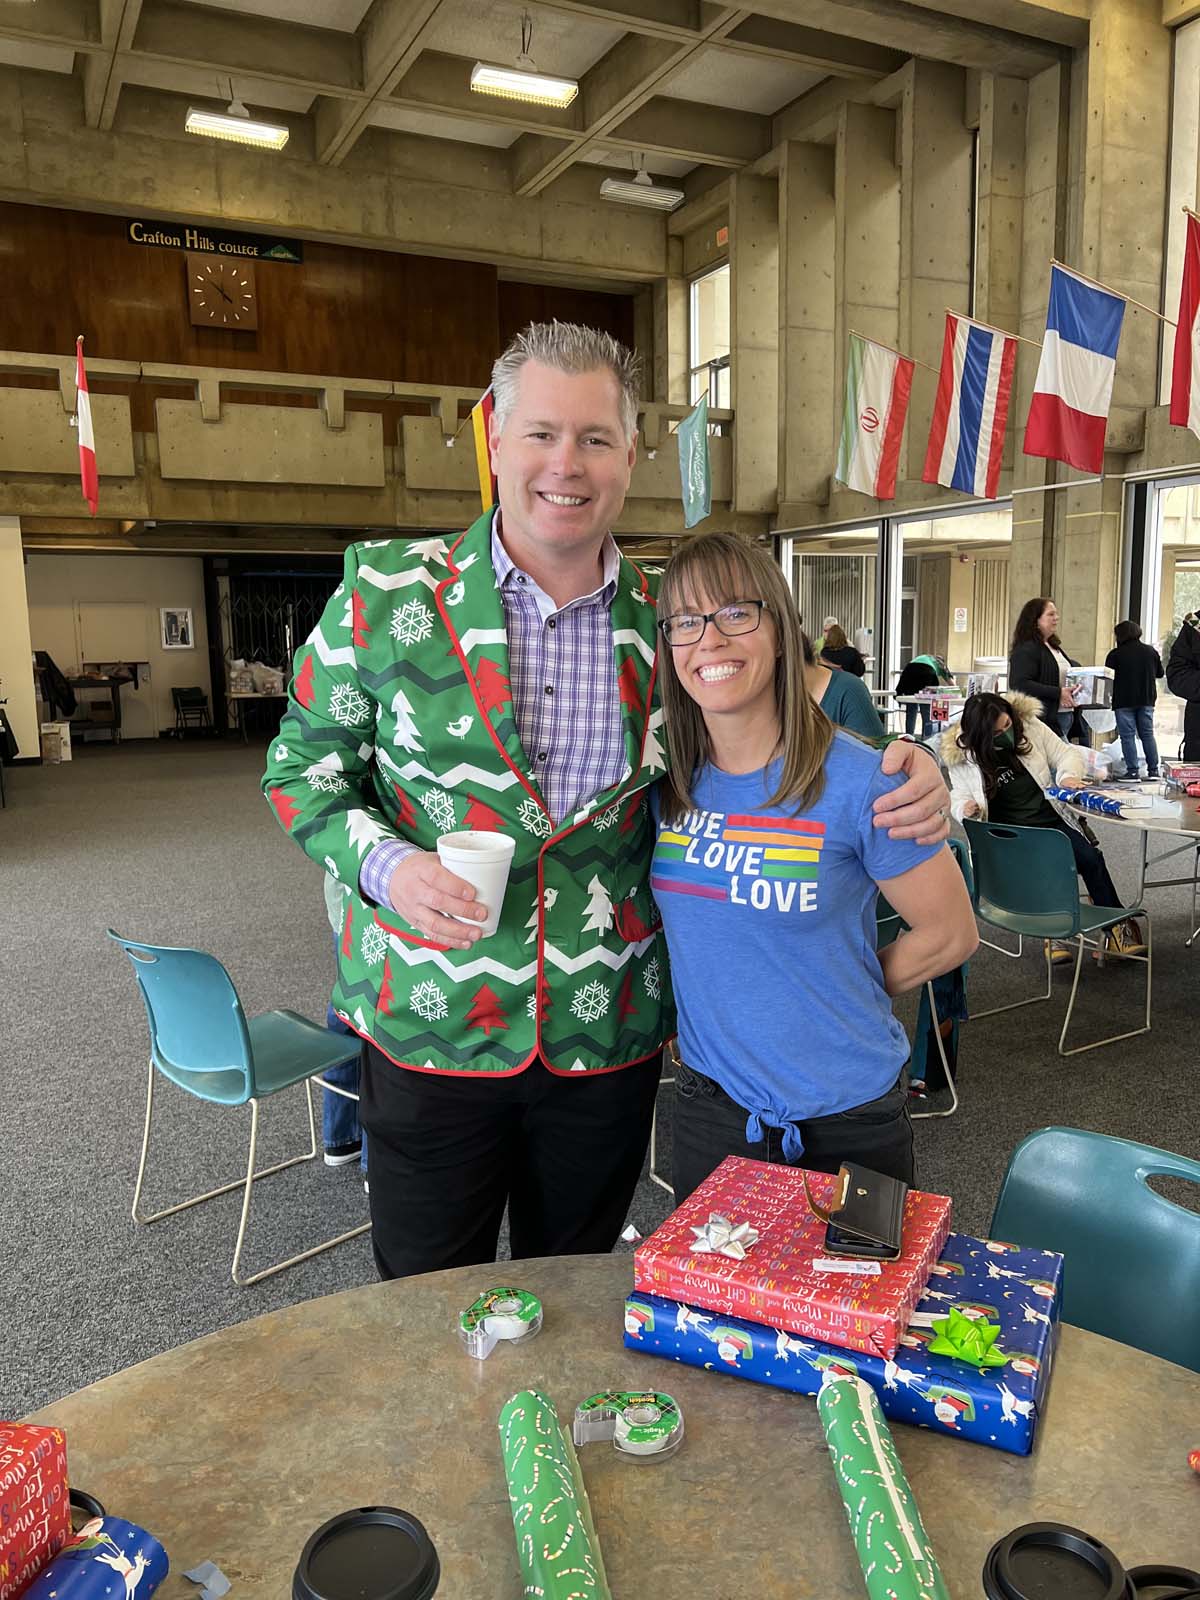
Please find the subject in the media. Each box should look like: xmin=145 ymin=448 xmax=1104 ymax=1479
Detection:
xmin=161 ymin=607 xmax=194 ymax=650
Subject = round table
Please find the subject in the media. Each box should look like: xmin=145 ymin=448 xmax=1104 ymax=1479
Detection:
xmin=1062 ymin=787 xmax=1200 ymax=944
xmin=30 ymin=1255 xmax=1200 ymax=1597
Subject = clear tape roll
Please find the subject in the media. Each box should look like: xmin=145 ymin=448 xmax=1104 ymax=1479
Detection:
xmin=459 ymin=1288 xmax=543 ymax=1360
xmin=573 ymin=1391 xmax=684 ymax=1461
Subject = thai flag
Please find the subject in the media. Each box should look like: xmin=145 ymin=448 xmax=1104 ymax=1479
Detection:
xmin=922 ymin=313 xmax=1017 ymax=499
xmin=1023 ymin=265 xmax=1125 ymax=473
xmin=75 ymin=335 xmax=98 ymax=517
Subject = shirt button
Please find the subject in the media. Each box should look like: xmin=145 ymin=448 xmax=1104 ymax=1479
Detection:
xmin=538 ymin=752 xmax=547 ymax=761
xmin=517 ymin=574 xmax=526 ymax=584
xmin=548 ymin=618 xmax=556 ymax=629
xmin=544 ymin=685 xmax=554 ymax=696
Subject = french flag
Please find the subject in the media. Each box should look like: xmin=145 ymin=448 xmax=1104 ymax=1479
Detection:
xmin=922 ymin=313 xmax=1017 ymax=499
xmin=1024 ymin=265 xmax=1125 ymax=474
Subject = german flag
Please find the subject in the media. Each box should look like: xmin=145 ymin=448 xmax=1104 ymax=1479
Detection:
xmin=470 ymin=385 xmax=498 ymax=511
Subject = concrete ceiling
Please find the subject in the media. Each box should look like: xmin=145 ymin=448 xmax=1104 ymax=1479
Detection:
xmin=0 ymin=0 xmax=1084 ymax=207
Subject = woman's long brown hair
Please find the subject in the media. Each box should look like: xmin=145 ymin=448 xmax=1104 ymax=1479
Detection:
xmin=656 ymin=533 xmax=834 ymax=825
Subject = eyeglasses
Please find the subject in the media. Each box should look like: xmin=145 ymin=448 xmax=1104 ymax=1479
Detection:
xmin=658 ymin=600 xmax=766 ymax=647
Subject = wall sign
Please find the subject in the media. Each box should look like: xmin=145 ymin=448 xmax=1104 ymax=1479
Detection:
xmin=127 ymin=219 xmax=302 ymax=262
xmin=953 ymin=606 xmax=969 ymax=633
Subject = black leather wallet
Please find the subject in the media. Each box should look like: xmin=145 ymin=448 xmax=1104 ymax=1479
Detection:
xmin=803 ymin=1164 xmax=909 ymax=1261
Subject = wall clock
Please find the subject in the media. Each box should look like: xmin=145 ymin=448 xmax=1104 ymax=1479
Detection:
xmin=186 ymin=253 xmax=258 ymax=330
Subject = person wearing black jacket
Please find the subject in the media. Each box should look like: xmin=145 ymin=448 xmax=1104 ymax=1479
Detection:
xmin=1009 ymin=596 xmax=1078 ymax=736
xmin=819 ymin=624 xmax=867 ymax=677
xmin=1167 ymin=612 xmax=1200 ymax=760
xmin=1105 ymin=621 xmax=1163 ymax=778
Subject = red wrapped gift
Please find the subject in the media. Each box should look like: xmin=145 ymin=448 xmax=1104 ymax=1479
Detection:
xmin=0 ymin=1424 xmax=70 ymax=1600
xmin=633 ymin=1157 xmax=952 ymax=1360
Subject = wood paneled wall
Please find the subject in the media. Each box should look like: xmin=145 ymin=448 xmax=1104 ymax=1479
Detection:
xmin=1 ymin=203 xmax=636 ymax=388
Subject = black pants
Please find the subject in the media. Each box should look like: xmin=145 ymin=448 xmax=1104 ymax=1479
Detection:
xmin=671 ymin=1061 xmax=914 ymax=1206
xmin=1054 ymin=819 xmax=1124 ymax=910
xmin=359 ymin=1042 xmax=662 ymax=1279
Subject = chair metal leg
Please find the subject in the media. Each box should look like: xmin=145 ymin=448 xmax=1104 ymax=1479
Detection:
xmin=132 ymin=1070 xmax=370 ymax=1283
xmin=1058 ymin=918 xmax=1153 ymax=1057
xmin=978 ymin=932 xmax=1024 ymax=959
xmin=1186 ymin=845 xmax=1200 ymax=949
xmin=649 ymin=1076 xmax=675 ymax=1195
xmin=969 ymin=931 xmax=1054 ymax=1020
xmin=909 ymin=980 xmax=959 ymax=1120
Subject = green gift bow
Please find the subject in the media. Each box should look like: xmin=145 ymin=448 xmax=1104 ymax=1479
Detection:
xmin=926 ymin=1307 xmax=1008 ymax=1368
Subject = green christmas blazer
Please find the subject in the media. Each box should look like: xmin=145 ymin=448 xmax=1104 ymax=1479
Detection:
xmin=262 ymin=512 xmax=673 ymax=1076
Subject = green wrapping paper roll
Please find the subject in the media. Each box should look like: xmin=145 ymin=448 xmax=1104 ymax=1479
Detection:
xmin=817 ymin=1374 xmax=951 ymax=1600
xmin=498 ymin=1388 xmax=612 ymax=1600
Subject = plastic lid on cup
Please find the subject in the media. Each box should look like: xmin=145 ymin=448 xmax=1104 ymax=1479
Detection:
xmin=982 ymin=1522 xmax=1129 ymax=1600
xmin=293 ymin=1508 xmax=439 ymax=1600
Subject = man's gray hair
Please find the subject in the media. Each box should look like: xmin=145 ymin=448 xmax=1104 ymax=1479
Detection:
xmin=491 ymin=321 xmax=642 ymax=441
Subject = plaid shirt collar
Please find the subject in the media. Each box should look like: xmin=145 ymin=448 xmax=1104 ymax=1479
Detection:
xmin=490 ymin=511 xmax=619 ymax=615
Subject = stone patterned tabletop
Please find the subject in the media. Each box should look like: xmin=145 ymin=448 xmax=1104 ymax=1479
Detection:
xmin=31 ymin=1254 xmax=1200 ymax=1597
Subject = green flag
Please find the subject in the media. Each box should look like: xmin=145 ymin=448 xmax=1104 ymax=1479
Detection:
xmin=677 ymin=395 xmax=711 ymax=528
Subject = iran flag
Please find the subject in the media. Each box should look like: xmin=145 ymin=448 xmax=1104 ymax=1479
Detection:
xmin=835 ymin=333 xmax=914 ymax=500
xmin=1170 ymin=212 xmax=1200 ymax=442
xmin=75 ymin=335 xmax=98 ymax=516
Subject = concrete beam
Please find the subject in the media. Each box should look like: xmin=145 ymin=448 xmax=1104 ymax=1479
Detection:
xmin=132 ymin=0 xmax=363 ymax=93
xmin=317 ymin=0 xmax=449 ymax=165
xmin=0 ymin=0 xmax=97 ymax=52
xmin=899 ymin=0 xmax=1089 ymax=47
xmin=611 ymin=97 xmax=771 ymax=165
xmin=723 ymin=14 xmax=905 ymax=78
xmin=537 ymin=0 xmax=704 ymax=38
xmin=745 ymin=0 xmax=1065 ymax=77
xmin=1164 ymin=0 xmax=1200 ymax=21
xmin=81 ymin=0 xmax=144 ymax=130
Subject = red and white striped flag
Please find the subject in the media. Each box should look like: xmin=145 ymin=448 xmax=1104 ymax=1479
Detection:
xmin=75 ymin=335 xmax=98 ymax=516
xmin=1170 ymin=212 xmax=1200 ymax=442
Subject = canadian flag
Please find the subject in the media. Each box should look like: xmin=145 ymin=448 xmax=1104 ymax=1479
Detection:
xmin=75 ymin=335 xmax=98 ymax=516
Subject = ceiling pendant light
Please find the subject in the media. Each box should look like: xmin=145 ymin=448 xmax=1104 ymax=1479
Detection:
xmin=600 ymin=152 xmax=684 ymax=212
xmin=186 ymin=77 xmax=289 ymax=150
xmin=470 ymin=12 xmax=578 ymax=109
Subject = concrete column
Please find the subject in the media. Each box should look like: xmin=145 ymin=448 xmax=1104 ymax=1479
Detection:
xmin=633 ymin=286 xmax=655 ymax=391
xmin=832 ymin=102 xmax=900 ymax=518
xmin=729 ymin=172 xmax=779 ymax=515
xmin=0 ymin=519 xmax=39 ymax=758
xmin=976 ymin=75 xmax=1028 ymax=480
xmin=898 ymin=60 xmax=974 ymax=481
xmin=777 ymin=141 xmax=835 ymax=521
xmin=1054 ymin=474 xmax=1125 ymax=663
xmin=651 ymin=237 xmax=688 ymax=405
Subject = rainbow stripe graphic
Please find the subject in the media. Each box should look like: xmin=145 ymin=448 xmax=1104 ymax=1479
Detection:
xmin=651 ymin=811 xmax=825 ymax=901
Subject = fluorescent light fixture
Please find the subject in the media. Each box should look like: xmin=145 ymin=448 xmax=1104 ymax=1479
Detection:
xmin=600 ymin=169 xmax=685 ymax=212
xmin=470 ymin=12 xmax=577 ymax=108
xmin=186 ymin=96 xmax=289 ymax=150
xmin=470 ymin=60 xmax=577 ymax=107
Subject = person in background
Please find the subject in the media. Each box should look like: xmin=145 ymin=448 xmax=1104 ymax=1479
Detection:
xmin=815 ymin=614 xmax=838 ymax=653
xmin=1105 ymin=620 xmax=1163 ymax=781
xmin=942 ymin=691 xmax=1144 ymax=959
xmin=894 ymin=652 xmax=955 ymax=738
xmin=820 ymin=623 xmax=867 ymax=677
xmin=652 ymin=534 xmax=976 ymax=1201
xmin=1166 ymin=611 xmax=1200 ymax=761
xmin=802 ymin=630 xmax=886 ymax=740
xmin=1009 ymin=597 xmax=1078 ymax=737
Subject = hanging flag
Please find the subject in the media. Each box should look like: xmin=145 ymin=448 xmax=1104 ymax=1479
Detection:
xmin=922 ymin=313 xmax=1017 ymax=499
xmin=75 ymin=335 xmax=98 ymax=517
xmin=470 ymin=385 xmax=497 ymax=511
xmin=1023 ymin=265 xmax=1125 ymax=473
xmin=677 ymin=394 xmax=711 ymax=528
xmin=836 ymin=334 xmax=914 ymax=500
xmin=1170 ymin=212 xmax=1200 ymax=442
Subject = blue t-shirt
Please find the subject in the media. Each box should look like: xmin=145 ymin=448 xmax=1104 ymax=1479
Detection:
xmin=651 ymin=730 xmax=940 ymax=1158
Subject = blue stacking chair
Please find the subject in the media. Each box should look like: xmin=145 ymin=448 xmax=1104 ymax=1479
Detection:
xmin=962 ymin=819 xmax=1151 ymax=1056
xmin=109 ymin=930 xmax=370 ymax=1285
xmin=991 ymin=1127 xmax=1200 ymax=1373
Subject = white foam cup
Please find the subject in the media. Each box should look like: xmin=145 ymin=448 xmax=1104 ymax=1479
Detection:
xmin=436 ymin=830 xmax=516 ymax=937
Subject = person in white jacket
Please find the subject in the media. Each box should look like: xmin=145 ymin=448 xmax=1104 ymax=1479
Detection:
xmin=941 ymin=691 xmax=1144 ymax=958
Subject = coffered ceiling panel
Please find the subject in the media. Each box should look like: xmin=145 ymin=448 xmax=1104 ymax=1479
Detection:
xmin=578 ymin=148 xmax=696 ymax=178
xmin=421 ymin=0 xmax=627 ymax=78
xmin=121 ymin=56 xmax=318 ymax=113
xmin=178 ymin=0 xmax=375 ymax=31
xmin=660 ymin=49 xmax=827 ymax=114
xmin=0 ymin=39 xmax=76 ymax=75
xmin=370 ymin=104 xmax=522 ymax=148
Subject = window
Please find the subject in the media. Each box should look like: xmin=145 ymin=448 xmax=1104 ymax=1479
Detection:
xmin=689 ymin=264 xmax=730 ymax=408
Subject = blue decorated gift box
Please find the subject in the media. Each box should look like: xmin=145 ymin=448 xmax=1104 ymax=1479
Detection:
xmin=623 ymin=1232 xmax=1063 ymax=1455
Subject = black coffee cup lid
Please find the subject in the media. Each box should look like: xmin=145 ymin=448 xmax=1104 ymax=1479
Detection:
xmin=983 ymin=1522 xmax=1129 ymax=1600
xmin=293 ymin=1507 xmax=439 ymax=1600
xmin=1126 ymin=1566 xmax=1200 ymax=1599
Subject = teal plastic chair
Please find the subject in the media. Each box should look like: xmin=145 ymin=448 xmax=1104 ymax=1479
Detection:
xmin=991 ymin=1127 xmax=1200 ymax=1373
xmin=962 ymin=818 xmax=1151 ymax=1056
xmin=109 ymin=930 xmax=370 ymax=1285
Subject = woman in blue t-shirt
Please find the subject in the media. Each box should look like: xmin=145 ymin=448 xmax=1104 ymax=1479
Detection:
xmin=653 ymin=533 xmax=978 ymax=1202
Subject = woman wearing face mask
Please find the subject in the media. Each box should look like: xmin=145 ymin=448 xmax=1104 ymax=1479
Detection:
xmin=1009 ymin=597 xmax=1078 ymax=737
xmin=652 ymin=533 xmax=978 ymax=1203
xmin=941 ymin=692 xmax=1144 ymax=958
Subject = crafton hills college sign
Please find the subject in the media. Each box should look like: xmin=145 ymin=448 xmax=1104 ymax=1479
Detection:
xmin=126 ymin=219 xmax=303 ymax=262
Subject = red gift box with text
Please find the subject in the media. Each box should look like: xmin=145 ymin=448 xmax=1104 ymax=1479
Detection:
xmin=0 ymin=1424 xmax=71 ymax=1600
xmin=633 ymin=1157 xmax=952 ymax=1360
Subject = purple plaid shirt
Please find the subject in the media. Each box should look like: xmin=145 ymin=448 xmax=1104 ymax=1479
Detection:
xmin=360 ymin=518 xmax=627 ymax=906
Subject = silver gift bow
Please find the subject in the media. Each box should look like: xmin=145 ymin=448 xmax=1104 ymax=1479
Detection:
xmin=689 ymin=1213 xmax=760 ymax=1261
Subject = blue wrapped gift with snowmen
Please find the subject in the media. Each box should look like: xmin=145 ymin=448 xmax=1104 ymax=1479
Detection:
xmin=623 ymin=1231 xmax=1063 ymax=1455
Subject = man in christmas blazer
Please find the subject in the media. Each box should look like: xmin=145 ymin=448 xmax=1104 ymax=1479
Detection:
xmin=263 ymin=323 xmax=950 ymax=1279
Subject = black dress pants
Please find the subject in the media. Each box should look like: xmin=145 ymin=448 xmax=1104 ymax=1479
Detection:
xmin=1053 ymin=820 xmax=1124 ymax=910
xmin=671 ymin=1061 xmax=914 ymax=1207
xmin=359 ymin=1041 xmax=662 ymax=1279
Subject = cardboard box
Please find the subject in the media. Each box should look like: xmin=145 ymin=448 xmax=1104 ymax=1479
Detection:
xmin=0 ymin=1424 xmax=70 ymax=1600
xmin=625 ymin=1231 xmax=1063 ymax=1456
xmin=633 ymin=1157 xmax=952 ymax=1360
xmin=38 ymin=722 xmax=71 ymax=764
